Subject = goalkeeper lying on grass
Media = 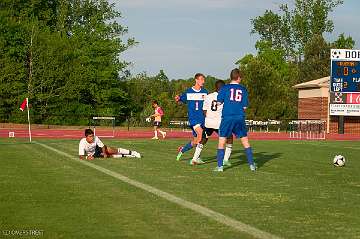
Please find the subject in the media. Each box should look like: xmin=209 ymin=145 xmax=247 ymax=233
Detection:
xmin=79 ymin=129 xmax=141 ymax=160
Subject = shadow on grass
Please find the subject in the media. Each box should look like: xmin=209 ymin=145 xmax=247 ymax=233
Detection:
xmin=225 ymin=150 xmax=282 ymax=170
xmin=178 ymin=150 xmax=282 ymax=170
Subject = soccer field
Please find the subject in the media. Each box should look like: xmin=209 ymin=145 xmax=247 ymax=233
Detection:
xmin=0 ymin=139 xmax=359 ymax=239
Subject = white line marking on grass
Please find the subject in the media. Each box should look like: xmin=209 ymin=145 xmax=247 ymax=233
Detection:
xmin=35 ymin=141 xmax=283 ymax=239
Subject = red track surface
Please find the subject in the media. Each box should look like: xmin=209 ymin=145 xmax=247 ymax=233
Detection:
xmin=1 ymin=128 xmax=360 ymax=140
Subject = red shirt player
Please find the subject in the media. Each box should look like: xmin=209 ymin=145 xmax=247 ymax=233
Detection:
xmin=150 ymin=100 xmax=166 ymax=139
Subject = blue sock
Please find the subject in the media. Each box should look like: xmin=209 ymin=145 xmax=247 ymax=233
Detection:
xmin=217 ymin=149 xmax=225 ymax=167
xmin=181 ymin=142 xmax=193 ymax=153
xmin=244 ymin=147 xmax=254 ymax=165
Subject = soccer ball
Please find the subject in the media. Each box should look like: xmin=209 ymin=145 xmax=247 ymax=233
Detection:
xmin=333 ymin=155 xmax=345 ymax=167
xmin=145 ymin=117 xmax=151 ymax=122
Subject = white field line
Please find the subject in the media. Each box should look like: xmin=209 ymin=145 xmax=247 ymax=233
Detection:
xmin=35 ymin=141 xmax=283 ymax=239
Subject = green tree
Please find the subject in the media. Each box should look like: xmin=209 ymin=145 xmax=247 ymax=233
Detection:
xmin=237 ymin=42 xmax=298 ymax=120
xmin=251 ymin=0 xmax=343 ymax=62
xmin=0 ymin=0 xmax=135 ymax=125
xmin=244 ymin=0 xmax=355 ymax=120
xmin=332 ymin=33 xmax=355 ymax=49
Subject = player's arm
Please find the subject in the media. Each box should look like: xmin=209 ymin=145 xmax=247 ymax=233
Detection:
xmin=80 ymin=155 xmax=94 ymax=160
xmin=175 ymin=92 xmax=186 ymax=104
xmin=217 ymin=88 xmax=225 ymax=103
xmin=79 ymin=142 xmax=86 ymax=160
xmin=150 ymin=112 xmax=160 ymax=118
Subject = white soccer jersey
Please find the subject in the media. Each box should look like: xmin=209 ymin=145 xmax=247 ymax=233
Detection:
xmin=203 ymin=92 xmax=223 ymax=129
xmin=78 ymin=136 xmax=104 ymax=156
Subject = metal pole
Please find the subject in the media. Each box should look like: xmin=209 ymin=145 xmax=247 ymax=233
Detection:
xmin=338 ymin=116 xmax=345 ymax=134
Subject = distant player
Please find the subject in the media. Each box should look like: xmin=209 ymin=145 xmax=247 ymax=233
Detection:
xmin=149 ymin=100 xmax=166 ymax=139
xmin=175 ymin=73 xmax=208 ymax=165
xmin=215 ymin=68 xmax=256 ymax=172
xmin=201 ymin=80 xmax=233 ymax=166
xmin=79 ymin=129 xmax=141 ymax=160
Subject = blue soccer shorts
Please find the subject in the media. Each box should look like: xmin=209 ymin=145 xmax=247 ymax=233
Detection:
xmin=219 ymin=117 xmax=248 ymax=138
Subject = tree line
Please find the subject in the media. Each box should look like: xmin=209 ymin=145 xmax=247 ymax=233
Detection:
xmin=0 ymin=0 xmax=356 ymax=126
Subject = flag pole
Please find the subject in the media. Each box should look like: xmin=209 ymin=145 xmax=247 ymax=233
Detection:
xmin=26 ymin=98 xmax=32 ymax=142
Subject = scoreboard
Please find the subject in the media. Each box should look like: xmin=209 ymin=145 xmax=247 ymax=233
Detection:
xmin=330 ymin=49 xmax=360 ymax=116
xmin=331 ymin=60 xmax=360 ymax=92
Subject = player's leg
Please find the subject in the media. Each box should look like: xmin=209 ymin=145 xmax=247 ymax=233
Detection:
xmin=189 ymin=125 xmax=205 ymax=165
xmin=152 ymin=124 xmax=159 ymax=139
xmin=199 ymin=128 xmax=210 ymax=145
xmin=190 ymin=126 xmax=206 ymax=165
xmin=106 ymin=146 xmax=141 ymax=158
xmin=234 ymin=119 xmax=256 ymax=171
xmin=176 ymin=125 xmax=197 ymax=161
xmin=215 ymin=137 xmax=226 ymax=171
xmin=186 ymin=130 xmax=209 ymax=162
xmin=239 ymin=137 xmax=255 ymax=170
xmin=215 ymin=119 xmax=233 ymax=172
xmin=223 ymin=136 xmax=233 ymax=166
xmin=191 ymin=127 xmax=212 ymax=162
xmin=157 ymin=122 xmax=167 ymax=138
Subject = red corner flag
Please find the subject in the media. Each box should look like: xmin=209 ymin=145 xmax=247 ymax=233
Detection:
xmin=20 ymin=98 xmax=28 ymax=111
xmin=19 ymin=97 xmax=32 ymax=142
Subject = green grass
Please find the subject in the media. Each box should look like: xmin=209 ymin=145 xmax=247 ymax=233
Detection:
xmin=0 ymin=138 xmax=359 ymax=239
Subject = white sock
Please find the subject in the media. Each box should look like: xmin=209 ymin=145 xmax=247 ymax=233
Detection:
xmin=118 ymin=148 xmax=130 ymax=155
xmin=154 ymin=131 xmax=158 ymax=138
xmin=112 ymin=154 xmax=124 ymax=158
xmin=224 ymin=144 xmax=232 ymax=162
xmin=159 ymin=130 xmax=166 ymax=136
xmin=192 ymin=144 xmax=203 ymax=161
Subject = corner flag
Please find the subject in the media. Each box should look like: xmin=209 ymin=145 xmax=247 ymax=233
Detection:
xmin=19 ymin=97 xmax=32 ymax=142
xmin=20 ymin=98 xmax=28 ymax=111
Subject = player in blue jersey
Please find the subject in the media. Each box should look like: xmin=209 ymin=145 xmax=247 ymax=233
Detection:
xmin=174 ymin=73 xmax=208 ymax=165
xmin=215 ymin=68 xmax=256 ymax=172
xmin=201 ymin=80 xmax=233 ymax=166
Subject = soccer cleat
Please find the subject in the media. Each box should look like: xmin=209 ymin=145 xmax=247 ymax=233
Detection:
xmin=189 ymin=158 xmax=205 ymax=165
xmin=189 ymin=160 xmax=196 ymax=165
xmin=162 ymin=132 xmax=167 ymax=139
xmin=213 ymin=166 xmax=224 ymax=172
xmin=249 ymin=164 xmax=257 ymax=171
xmin=151 ymin=136 xmax=159 ymax=140
xmin=131 ymin=151 xmax=141 ymax=158
xmin=176 ymin=147 xmax=183 ymax=161
xmin=195 ymin=158 xmax=205 ymax=164
xmin=176 ymin=152 xmax=182 ymax=161
xmin=223 ymin=160 xmax=232 ymax=167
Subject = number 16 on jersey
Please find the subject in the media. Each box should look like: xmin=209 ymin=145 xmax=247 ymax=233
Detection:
xmin=230 ymin=89 xmax=242 ymax=102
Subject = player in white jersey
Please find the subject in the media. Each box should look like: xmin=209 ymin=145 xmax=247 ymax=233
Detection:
xmin=201 ymin=80 xmax=233 ymax=166
xmin=79 ymin=129 xmax=141 ymax=160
